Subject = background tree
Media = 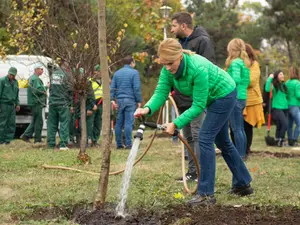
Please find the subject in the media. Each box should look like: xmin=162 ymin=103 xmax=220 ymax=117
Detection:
xmin=263 ymin=0 xmax=300 ymax=66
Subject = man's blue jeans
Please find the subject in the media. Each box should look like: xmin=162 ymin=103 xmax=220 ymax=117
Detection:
xmin=229 ymin=100 xmax=247 ymax=157
xmin=115 ymin=99 xmax=136 ymax=148
xmin=198 ymin=90 xmax=252 ymax=196
xmin=288 ymin=106 xmax=300 ymax=141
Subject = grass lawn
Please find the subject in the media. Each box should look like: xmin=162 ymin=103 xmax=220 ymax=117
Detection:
xmin=1 ymin=126 xmax=300 ymax=224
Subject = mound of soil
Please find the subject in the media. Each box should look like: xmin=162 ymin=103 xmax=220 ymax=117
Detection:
xmin=75 ymin=205 xmax=300 ymax=225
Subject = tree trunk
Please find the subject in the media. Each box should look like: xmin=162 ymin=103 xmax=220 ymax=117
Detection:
xmin=77 ymin=94 xmax=89 ymax=164
xmin=286 ymin=39 xmax=294 ymax=65
xmin=94 ymin=0 xmax=112 ymax=210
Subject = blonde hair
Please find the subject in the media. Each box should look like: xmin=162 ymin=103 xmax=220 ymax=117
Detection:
xmin=225 ymin=38 xmax=251 ymax=70
xmin=158 ymin=38 xmax=195 ymax=62
xmin=289 ymin=66 xmax=299 ymax=80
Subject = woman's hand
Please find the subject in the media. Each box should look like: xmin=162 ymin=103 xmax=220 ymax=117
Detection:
xmin=134 ymin=107 xmax=149 ymax=118
xmin=163 ymin=122 xmax=176 ymax=135
xmin=269 ymin=73 xmax=274 ymax=78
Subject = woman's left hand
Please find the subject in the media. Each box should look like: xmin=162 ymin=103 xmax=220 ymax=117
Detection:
xmin=163 ymin=122 xmax=176 ymax=135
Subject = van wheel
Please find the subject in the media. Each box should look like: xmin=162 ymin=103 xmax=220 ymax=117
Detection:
xmin=15 ymin=125 xmax=29 ymax=138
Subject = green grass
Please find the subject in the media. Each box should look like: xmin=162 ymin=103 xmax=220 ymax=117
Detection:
xmin=1 ymin=127 xmax=300 ymax=224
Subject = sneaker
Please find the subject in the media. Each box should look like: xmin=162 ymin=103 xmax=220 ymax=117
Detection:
xmin=59 ymin=147 xmax=69 ymax=151
xmin=228 ymin=184 xmax=254 ymax=196
xmin=187 ymin=194 xmax=216 ymax=206
xmin=20 ymin=135 xmax=30 ymax=143
xmin=175 ymin=172 xmax=198 ymax=183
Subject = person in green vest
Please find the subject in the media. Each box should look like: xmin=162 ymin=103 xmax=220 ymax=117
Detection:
xmin=69 ymin=67 xmax=96 ymax=146
xmin=0 ymin=67 xmax=20 ymax=144
xmin=265 ymin=70 xmax=289 ymax=147
xmin=286 ymin=67 xmax=300 ymax=146
xmin=47 ymin=62 xmax=73 ymax=150
xmin=89 ymin=64 xmax=103 ymax=147
xmin=21 ymin=63 xmax=48 ymax=143
xmin=134 ymin=38 xmax=253 ymax=206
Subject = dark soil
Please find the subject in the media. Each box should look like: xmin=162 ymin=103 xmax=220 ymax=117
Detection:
xmin=74 ymin=204 xmax=300 ymax=225
xmin=216 ymin=151 xmax=300 ymax=158
xmin=250 ymin=151 xmax=300 ymax=158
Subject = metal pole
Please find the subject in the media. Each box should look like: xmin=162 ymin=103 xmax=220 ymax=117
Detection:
xmin=163 ymin=25 xmax=169 ymax=124
xmin=163 ymin=26 xmax=167 ymax=40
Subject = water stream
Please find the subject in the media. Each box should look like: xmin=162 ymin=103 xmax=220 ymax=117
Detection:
xmin=115 ymin=138 xmax=141 ymax=218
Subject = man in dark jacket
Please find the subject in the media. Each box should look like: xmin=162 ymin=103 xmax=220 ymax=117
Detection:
xmin=110 ymin=56 xmax=142 ymax=149
xmin=171 ymin=12 xmax=216 ymax=182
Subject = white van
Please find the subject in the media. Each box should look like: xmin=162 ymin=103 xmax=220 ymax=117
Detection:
xmin=0 ymin=55 xmax=54 ymax=137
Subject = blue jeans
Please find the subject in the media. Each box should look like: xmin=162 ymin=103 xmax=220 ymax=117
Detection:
xmin=198 ymin=90 xmax=252 ymax=195
xmin=115 ymin=99 xmax=136 ymax=148
xmin=229 ymin=100 xmax=247 ymax=157
xmin=288 ymin=106 xmax=300 ymax=141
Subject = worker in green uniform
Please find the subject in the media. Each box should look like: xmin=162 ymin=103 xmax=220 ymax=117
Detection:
xmin=47 ymin=62 xmax=73 ymax=150
xmin=69 ymin=67 xmax=96 ymax=146
xmin=21 ymin=63 xmax=48 ymax=143
xmin=74 ymin=80 xmax=96 ymax=146
xmin=89 ymin=64 xmax=103 ymax=147
xmin=0 ymin=67 xmax=20 ymax=144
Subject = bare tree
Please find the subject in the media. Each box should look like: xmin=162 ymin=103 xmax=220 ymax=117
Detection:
xmin=93 ymin=0 xmax=112 ymax=209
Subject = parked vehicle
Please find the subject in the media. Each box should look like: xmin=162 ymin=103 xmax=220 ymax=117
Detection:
xmin=0 ymin=55 xmax=54 ymax=137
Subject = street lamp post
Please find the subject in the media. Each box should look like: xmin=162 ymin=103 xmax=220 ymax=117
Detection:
xmin=160 ymin=5 xmax=172 ymax=124
xmin=160 ymin=6 xmax=172 ymax=40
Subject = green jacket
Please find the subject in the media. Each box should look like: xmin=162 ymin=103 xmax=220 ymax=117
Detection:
xmin=286 ymin=79 xmax=300 ymax=107
xmin=227 ymin=58 xmax=250 ymax=100
xmin=49 ymin=68 xmax=73 ymax=107
xmin=74 ymin=80 xmax=96 ymax=118
xmin=27 ymin=74 xmax=47 ymax=107
xmin=265 ymin=77 xmax=288 ymax=109
xmin=145 ymin=53 xmax=236 ymax=129
xmin=0 ymin=76 xmax=20 ymax=105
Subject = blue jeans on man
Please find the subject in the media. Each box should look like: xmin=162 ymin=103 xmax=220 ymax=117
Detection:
xmin=115 ymin=98 xmax=136 ymax=148
xmin=288 ymin=106 xmax=300 ymax=142
xmin=229 ymin=100 xmax=247 ymax=157
xmin=198 ymin=90 xmax=252 ymax=196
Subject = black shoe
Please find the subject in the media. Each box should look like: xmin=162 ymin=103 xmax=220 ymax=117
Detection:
xmin=90 ymin=141 xmax=100 ymax=147
xmin=228 ymin=184 xmax=253 ymax=196
xmin=187 ymin=195 xmax=216 ymax=206
xmin=116 ymin=146 xmax=124 ymax=149
xmin=21 ymin=135 xmax=30 ymax=143
xmin=175 ymin=172 xmax=198 ymax=183
xmin=288 ymin=139 xmax=295 ymax=146
xmin=125 ymin=145 xmax=132 ymax=149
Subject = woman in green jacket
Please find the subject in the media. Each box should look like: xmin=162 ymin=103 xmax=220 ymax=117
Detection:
xmin=265 ymin=70 xmax=288 ymax=147
xmin=286 ymin=67 xmax=300 ymax=146
xmin=134 ymin=38 xmax=253 ymax=206
xmin=225 ymin=38 xmax=250 ymax=158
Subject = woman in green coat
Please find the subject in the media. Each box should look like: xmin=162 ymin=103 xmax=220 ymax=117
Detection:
xmin=286 ymin=67 xmax=300 ymax=146
xmin=134 ymin=38 xmax=253 ymax=205
xmin=265 ymin=70 xmax=288 ymax=147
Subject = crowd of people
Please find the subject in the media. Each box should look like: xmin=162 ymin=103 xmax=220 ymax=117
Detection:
xmin=0 ymin=11 xmax=299 ymax=206
xmin=134 ymin=12 xmax=300 ymax=205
